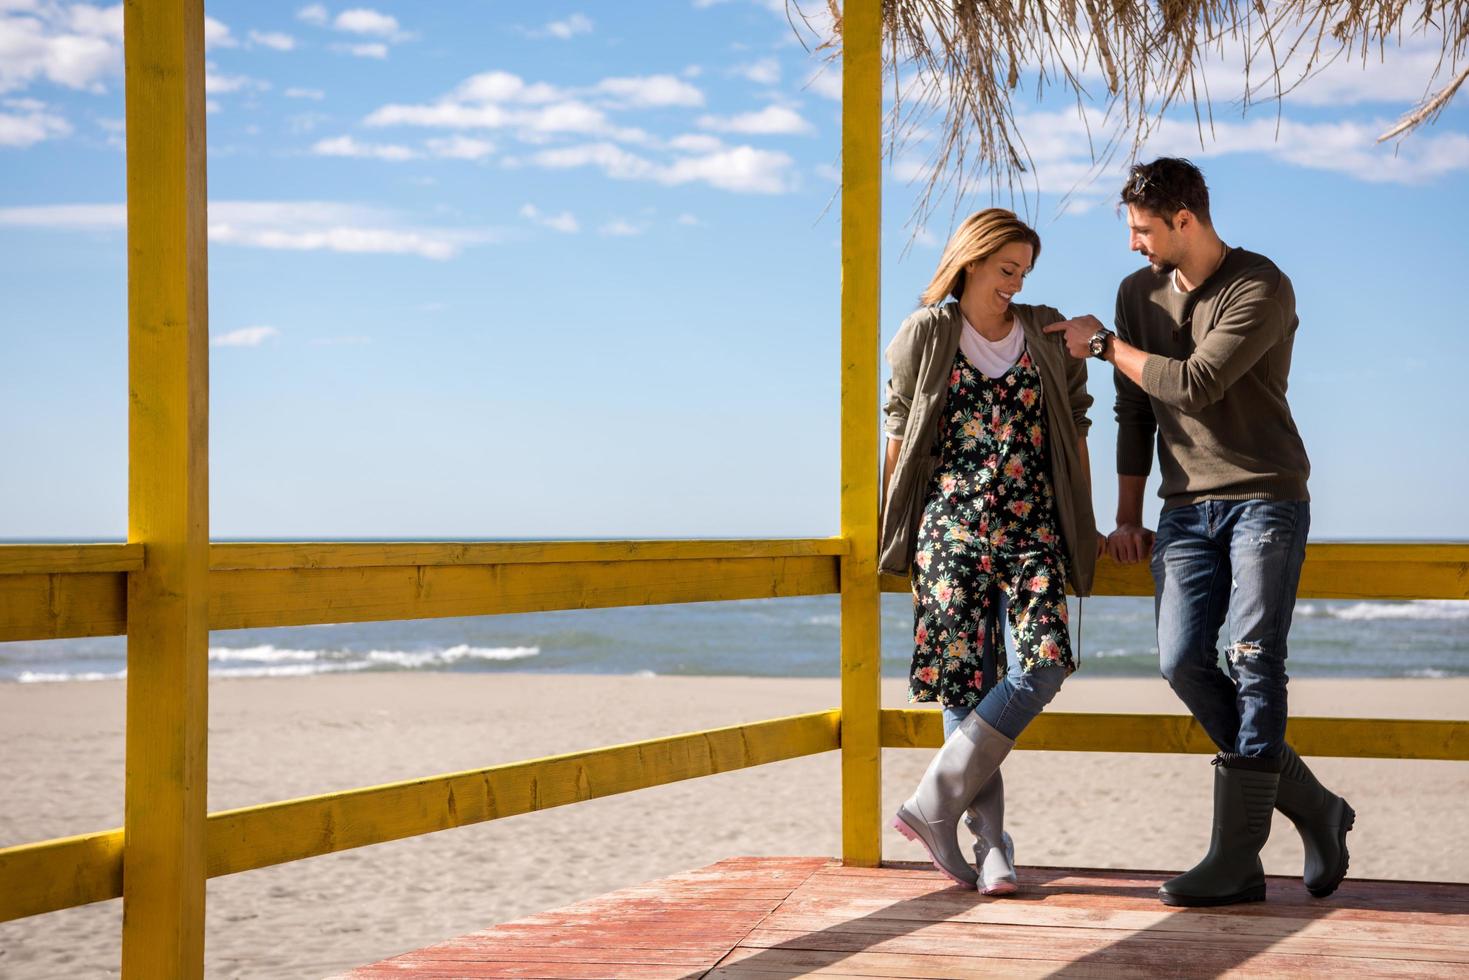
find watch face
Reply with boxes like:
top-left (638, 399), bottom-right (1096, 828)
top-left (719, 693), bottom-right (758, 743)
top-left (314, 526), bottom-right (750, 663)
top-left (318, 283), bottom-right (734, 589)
top-left (1088, 333), bottom-right (1106, 356)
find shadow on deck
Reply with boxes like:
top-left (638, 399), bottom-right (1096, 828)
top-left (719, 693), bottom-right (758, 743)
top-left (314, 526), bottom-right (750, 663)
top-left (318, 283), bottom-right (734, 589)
top-left (335, 857), bottom-right (1469, 978)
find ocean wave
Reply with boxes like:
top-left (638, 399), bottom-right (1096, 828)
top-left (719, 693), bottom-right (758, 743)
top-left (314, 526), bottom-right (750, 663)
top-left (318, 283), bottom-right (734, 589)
top-left (364, 645), bottom-right (540, 668)
top-left (1330, 601), bottom-right (1469, 622)
top-left (805, 615), bottom-right (840, 627)
top-left (18, 670), bottom-right (127, 683)
top-left (1405, 668), bottom-right (1453, 678)
top-left (209, 645), bottom-right (321, 663)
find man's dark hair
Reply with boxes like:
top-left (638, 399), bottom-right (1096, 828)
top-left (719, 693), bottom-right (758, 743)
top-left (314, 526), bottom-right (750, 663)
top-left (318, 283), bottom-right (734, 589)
top-left (1120, 158), bottom-right (1211, 228)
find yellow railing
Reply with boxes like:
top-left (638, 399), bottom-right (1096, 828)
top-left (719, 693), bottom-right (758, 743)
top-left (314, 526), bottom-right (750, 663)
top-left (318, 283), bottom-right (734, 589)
top-left (2, 1), bottom-right (1467, 976)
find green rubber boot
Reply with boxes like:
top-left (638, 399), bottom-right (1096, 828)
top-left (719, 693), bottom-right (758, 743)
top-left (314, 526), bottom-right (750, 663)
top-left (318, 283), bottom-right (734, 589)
top-left (1159, 753), bottom-right (1281, 908)
top-left (1276, 744), bottom-right (1355, 898)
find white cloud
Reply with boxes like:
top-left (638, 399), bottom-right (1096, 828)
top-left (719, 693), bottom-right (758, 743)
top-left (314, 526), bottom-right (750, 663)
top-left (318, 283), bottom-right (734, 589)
top-left (528, 140), bottom-right (795, 193)
top-left (0, 97), bottom-right (69, 146)
top-left (0, 4), bottom-right (121, 94)
top-left (248, 30), bottom-right (296, 52)
top-left (804, 66), bottom-right (842, 100)
top-left (333, 8), bottom-right (399, 37)
top-left (334, 41), bottom-right (386, 58)
top-left (0, 200), bottom-right (499, 260)
top-left (661, 144), bottom-right (795, 192)
top-left (666, 133), bottom-right (724, 153)
top-left (427, 135), bottom-right (494, 159)
top-left (311, 134), bottom-right (418, 160)
top-left (698, 104), bottom-right (813, 135)
top-left (519, 203), bottom-right (579, 233)
top-left (599, 218), bottom-right (644, 236)
top-left (453, 71), bottom-right (561, 105)
top-left (203, 16), bottom-right (235, 50)
top-left (457, 71), bottom-right (556, 104)
top-left (676, 212), bottom-right (700, 226)
top-left (733, 57), bottom-right (780, 85)
top-left (213, 325), bottom-right (279, 348)
top-left (205, 65), bottom-right (268, 95)
top-left (285, 87), bottom-right (325, 100)
top-left (594, 74), bottom-right (704, 108)
top-left (542, 13), bottom-right (592, 40)
top-left (528, 141), bottom-right (658, 180)
top-left (296, 4), bottom-right (329, 26)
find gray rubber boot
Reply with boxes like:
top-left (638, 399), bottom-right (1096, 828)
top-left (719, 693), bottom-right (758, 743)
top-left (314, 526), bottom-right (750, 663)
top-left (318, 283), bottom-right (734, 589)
top-left (1159, 753), bottom-right (1281, 908)
top-left (894, 711), bottom-right (1015, 888)
top-left (966, 772), bottom-right (1018, 895)
top-left (1276, 743), bottom-right (1355, 898)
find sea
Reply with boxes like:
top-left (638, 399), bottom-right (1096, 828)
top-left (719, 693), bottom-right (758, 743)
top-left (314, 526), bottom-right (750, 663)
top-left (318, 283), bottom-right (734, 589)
top-left (4, 594), bottom-right (1467, 684)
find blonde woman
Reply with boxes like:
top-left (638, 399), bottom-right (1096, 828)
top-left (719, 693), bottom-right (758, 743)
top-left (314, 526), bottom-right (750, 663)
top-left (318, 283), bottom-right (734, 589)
top-left (880, 208), bottom-right (1100, 892)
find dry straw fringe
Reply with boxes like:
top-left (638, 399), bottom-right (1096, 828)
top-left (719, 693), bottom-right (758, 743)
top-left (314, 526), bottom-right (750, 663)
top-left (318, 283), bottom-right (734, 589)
top-left (806, 0), bottom-right (1468, 222)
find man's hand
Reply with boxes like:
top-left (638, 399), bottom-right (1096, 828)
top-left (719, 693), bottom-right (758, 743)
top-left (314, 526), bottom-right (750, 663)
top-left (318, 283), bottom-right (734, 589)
top-left (1096, 531), bottom-right (1106, 559)
top-left (1107, 523), bottom-right (1155, 564)
top-left (1042, 314), bottom-right (1107, 360)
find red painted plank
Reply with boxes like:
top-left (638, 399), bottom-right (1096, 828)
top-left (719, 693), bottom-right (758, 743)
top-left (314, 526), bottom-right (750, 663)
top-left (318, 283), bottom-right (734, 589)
top-left (338, 858), bottom-right (1469, 979)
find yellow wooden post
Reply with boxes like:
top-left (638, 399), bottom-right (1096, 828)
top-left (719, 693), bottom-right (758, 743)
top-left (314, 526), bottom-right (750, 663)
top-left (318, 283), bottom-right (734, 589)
top-left (840, 0), bottom-right (883, 867)
top-left (121, 0), bottom-right (211, 975)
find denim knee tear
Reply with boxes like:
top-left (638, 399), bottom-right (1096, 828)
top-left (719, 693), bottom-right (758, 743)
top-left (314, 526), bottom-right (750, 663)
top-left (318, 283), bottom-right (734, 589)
top-left (1228, 641), bottom-right (1264, 663)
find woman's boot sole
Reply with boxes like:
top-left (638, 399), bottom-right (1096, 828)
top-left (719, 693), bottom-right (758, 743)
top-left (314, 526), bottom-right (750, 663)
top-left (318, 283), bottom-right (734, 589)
top-left (892, 815), bottom-right (977, 889)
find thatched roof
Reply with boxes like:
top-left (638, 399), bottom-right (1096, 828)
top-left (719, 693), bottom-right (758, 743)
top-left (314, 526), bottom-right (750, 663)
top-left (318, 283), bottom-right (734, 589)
top-left (810, 0), bottom-right (1467, 217)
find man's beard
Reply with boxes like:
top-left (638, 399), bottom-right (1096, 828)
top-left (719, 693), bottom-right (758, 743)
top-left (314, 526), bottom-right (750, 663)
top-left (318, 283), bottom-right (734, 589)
top-left (1147, 255), bottom-right (1177, 275)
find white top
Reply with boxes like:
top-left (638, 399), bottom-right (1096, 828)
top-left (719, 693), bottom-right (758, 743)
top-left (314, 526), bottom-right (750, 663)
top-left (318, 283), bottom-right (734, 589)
top-left (884, 312), bottom-right (1028, 443)
top-left (959, 314), bottom-right (1026, 379)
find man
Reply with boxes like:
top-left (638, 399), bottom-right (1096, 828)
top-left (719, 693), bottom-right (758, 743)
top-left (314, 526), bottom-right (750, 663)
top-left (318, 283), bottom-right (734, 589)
top-left (1044, 157), bottom-right (1354, 907)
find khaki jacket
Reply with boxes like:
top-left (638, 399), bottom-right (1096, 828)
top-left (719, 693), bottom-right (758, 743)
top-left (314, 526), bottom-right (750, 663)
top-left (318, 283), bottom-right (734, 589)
top-left (878, 301), bottom-right (1098, 594)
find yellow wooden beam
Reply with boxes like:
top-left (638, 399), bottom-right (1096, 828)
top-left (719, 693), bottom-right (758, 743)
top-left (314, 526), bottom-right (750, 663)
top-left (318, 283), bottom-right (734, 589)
top-left (2, 543), bottom-right (1463, 641)
top-left (0, 828), bottom-right (125, 923)
top-left (210, 538), bottom-right (848, 570)
top-left (0, 544), bottom-right (144, 576)
top-left (0, 572), bottom-right (128, 642)
top-left (0, 711), bottom-right (840, 923)
top-left (122, 0), bottom-right (211, 974)
top-left (881, 709), bottom-right (1469, 759)
top-left (208, 555), bottom-right (840, 630)
top-left (839, 0), bottom-right (884, 870)
top-left (882, 544), bottom-right (1469, 600)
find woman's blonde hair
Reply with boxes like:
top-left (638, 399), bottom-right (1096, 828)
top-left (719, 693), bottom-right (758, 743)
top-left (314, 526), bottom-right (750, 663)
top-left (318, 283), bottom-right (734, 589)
top-left (920, 208), bottom-right (1042, 306)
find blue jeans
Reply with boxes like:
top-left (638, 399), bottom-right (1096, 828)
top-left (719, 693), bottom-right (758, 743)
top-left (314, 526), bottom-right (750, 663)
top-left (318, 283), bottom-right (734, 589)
top-left (942, 666), bottom-right (1067, 740)
top-left (1152, 499), bottom-right (1310, 759)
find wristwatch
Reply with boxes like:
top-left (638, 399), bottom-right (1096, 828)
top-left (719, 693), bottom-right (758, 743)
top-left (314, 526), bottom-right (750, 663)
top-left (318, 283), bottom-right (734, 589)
top-left (1087, 327), bottom-right (1114, 360)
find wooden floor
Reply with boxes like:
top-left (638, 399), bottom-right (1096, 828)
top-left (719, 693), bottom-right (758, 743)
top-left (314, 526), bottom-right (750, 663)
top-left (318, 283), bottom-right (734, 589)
top-left (337, 857), bottom-right (1469, 978)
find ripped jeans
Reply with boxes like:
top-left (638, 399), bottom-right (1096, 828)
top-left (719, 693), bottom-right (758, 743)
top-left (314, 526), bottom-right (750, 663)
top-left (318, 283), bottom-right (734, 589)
top-left (1153, 499), bottom-right (1310, 759)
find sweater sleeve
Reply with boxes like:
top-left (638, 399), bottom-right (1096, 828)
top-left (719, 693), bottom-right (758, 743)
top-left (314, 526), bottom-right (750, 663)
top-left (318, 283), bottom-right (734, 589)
top-left (882, 311), bottom-right (925, 439)
top-left (1138, 273), bottom-right (1291, 412)
top-left (1113, 289), bottom-right (1156, 477)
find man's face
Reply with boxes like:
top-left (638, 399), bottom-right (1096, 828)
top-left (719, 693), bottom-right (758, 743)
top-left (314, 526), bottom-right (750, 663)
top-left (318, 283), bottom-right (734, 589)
top-left (1127, 204), bottom-right (1180, 274)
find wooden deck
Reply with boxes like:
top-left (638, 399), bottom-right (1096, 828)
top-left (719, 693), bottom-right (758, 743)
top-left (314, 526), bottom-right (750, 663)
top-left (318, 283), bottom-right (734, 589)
top-left (335, 857), bottom-right (1469, 978)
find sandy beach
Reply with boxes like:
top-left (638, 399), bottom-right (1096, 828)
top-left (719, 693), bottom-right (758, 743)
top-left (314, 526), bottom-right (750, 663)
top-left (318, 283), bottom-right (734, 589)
top-left (1, 673), bottom-right (1466, 979)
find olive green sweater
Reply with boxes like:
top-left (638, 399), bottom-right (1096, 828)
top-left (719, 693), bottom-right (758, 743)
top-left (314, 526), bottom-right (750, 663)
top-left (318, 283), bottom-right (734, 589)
top-left (1114, 246), bottom-right (1311, 510)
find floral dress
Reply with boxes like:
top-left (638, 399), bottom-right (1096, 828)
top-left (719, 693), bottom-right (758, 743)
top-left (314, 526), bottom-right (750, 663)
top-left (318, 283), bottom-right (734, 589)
top-left (909, 346), bottom-right (1075, 708)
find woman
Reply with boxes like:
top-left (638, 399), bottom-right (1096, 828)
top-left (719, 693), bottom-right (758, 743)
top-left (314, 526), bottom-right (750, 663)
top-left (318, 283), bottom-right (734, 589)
top-left (881, 208), bottom-right (1099, 893)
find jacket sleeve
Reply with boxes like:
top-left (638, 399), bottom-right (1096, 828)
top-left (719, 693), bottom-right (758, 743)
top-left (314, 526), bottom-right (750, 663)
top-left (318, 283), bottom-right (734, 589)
top-left (1114, 289), bottom-right (1157, 477)
top-left (1045, 302), bottom-right (1092, 431)
top-left (1138, 271), bottom-right (1293, 412)
top-left (882, 311), bottom-right (926, 439)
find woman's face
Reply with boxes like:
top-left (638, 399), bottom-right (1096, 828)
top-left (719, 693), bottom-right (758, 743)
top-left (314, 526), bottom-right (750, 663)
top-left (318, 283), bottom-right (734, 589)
top-left (963, 240), bottom-right (1034, 319)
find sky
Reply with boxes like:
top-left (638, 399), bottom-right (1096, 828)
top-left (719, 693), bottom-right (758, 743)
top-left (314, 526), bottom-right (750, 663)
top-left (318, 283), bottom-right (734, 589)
top-left (1, 0), bottom-right (1467, 542)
